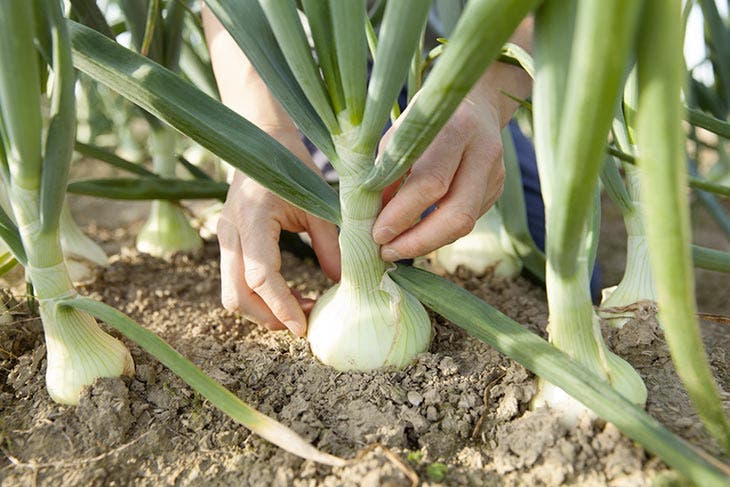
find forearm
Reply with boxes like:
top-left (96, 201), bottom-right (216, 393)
top-left (467, 16), bottom-right (534, 127)
top-left (201, 4), bottom-right (299, 137)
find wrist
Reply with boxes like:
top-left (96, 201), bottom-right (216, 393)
top-left (471, 62), bottom-right (532, 127)
top-left (466, 16), bottom-right (533, 127)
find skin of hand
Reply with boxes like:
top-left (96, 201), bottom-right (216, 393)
top-left (204, 4), bottom-right (532, 334)
top-left (204, 7), bottom-right (340, 337)
top-left (372, 20), bottom-right (534, 262)
top-left (217, 129), bottom-right (340, 337)
top-left (373, 90), bottom-right (507, 262)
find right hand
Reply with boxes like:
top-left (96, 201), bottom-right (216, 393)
top-left (217, 128), bottom-right (341, 336)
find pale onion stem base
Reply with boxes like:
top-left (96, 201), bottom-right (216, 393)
top-left (307, 149), bottom-right (432, 371)
top-left (137, 126), bottom-right (203, 258)
top-left (41, 298), bottom-right (134, 405)
top-left (136, 200), bottom-right (203, 258)
top-left (11, 182), bottom-right (134, 405)
top-left (433, 206), bottom-right (522, 278)
top-left (533, 266), bottom-right (647, 426)
top-left (599, 234), bottom-right (656, 328)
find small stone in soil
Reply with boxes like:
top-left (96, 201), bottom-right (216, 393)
top-left (407, 391), bottom-right (423, 406)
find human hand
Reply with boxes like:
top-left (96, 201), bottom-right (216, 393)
top-left (371, 92), bottom-right (506, 261)
top-left (217, 129), bottom-right (341, 336)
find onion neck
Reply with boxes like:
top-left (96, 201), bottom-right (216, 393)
top-left (10, 185), bottom-right (71, 298)
top-left (151, 125), bottom-right (177, 177)
top-left (335, 139), bottom-right (386, 293)
top-left (546, 262), bottom-right (609, 379)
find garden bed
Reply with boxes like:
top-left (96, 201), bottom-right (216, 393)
top-left (0, 195), bottom-right (728, 486)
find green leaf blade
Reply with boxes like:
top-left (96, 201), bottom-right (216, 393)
top-left (302, 0), bottom-right (345, 113)
top-left (59, 296), bottom-right (345, 467)
top-left (637, 0), bottom-right (730, 452)
top-left (205, 0), bottom-right (336, 160)
top-left (68, 177), bottom-right (228, 201)
top-left (356, 0), bottom-right (431, 154)
top-left (392, 265), bottom-right (730, 487)
top-left (329, 0), bottom-right (368, 126)
top-left (364, 0), bottom-right (538, 191)
top-left (0, 2), bottom-right (43, 188)
top-left (68, 20), bottom-right (340, 224)
top-left (260, 0), bottom-right (339, 133)
top-left (40, 0), bottom-right (78, 234)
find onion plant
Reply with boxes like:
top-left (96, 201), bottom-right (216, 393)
top-left (433, 205), bottom-right (522, 278)
top-left (135, 124), bottom-right (203, 257)
top-left (0, 1), bottom-right (345, 466)
top-left (65, 0), bottom-right (730, 483)
top-left (0, 0), bottom-right (133, 405)
top-left (118, 0), bottom-right (204, 258)
top-left (433, 126), bottom-right (543, 280)
top-left (0, 183), bottom-right (107, 283)
top-left (636, 0), bottom-right (730, 454)
top-left (530, 0), bottom-right (647, 423)
top-left (598, 80), bottom-right (657, 328)
top-left (598, 161), bottom-right (656, 328)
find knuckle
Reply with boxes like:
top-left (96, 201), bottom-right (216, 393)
top-left (244, 263), bottom-right (271, 293)
top-left (416, 170), bottom-right (451, 198)
top-left (450, 209), bottom-right (478, 237)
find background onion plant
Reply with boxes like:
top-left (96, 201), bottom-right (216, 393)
top-left (1, 0), bottom-right (729, 484)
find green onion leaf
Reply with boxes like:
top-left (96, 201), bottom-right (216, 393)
top-left (393, 265), bottom-right (730, 487)
top-left (260, 0), bottom-right (339, 134)
top-left (636, 0), bottom-right (730, 452)
top-left (68, 177), bottom-right (227, 201)
top-left (355, 0), bottom-right (430, 154)
top-left (364, 0), bottom-right (538, 191)
top-left (204, 0), bottom-right (336, 160)
top-left (329, 0), bottom-right (368, 126)
top-left (68, 20), bottom-right (340, 224)
top-left (58, 296), bottom-right (346, 467)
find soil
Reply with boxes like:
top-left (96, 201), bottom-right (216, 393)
top-left (0, 190), bottom-right (728, 486)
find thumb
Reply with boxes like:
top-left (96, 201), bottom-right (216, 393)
top-left (307, 216), bottom-right (341, 282)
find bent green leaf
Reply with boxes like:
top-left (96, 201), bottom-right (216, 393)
top-left (68, 20), bottom-right (340, 224)
top-left (59, 296), bottom-right (345, 467)
top-left (393, 265), bottom-right (730, 487)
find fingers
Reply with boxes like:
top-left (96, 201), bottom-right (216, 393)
top-left (380, 141), bottom-right (504, 261)
top-left (291, 288), bottom-right (316, 316)
top-left (240, 217), bottom-right (308, 337)
top-left (218, 167), bottom-right (343, 337)
top-left (218, 218), bottom-right (287, 332)
top-left (306, 215), bottom-right (341, 282)
top-left (372, 135), bottom-right (464, 246)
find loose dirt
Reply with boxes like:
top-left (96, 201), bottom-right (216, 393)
top-left (0, 194), bottom-right (728, 486)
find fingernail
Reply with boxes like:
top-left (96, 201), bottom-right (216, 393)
top-left (381, 247), bottom-right (401, 262)
top-left (285, 320), bottom-right (306, 337)
top-left (372, 225), bottom-right (396, 244)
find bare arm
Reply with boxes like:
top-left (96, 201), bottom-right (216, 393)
top-left (203, 6), bottom-right (340, 337)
